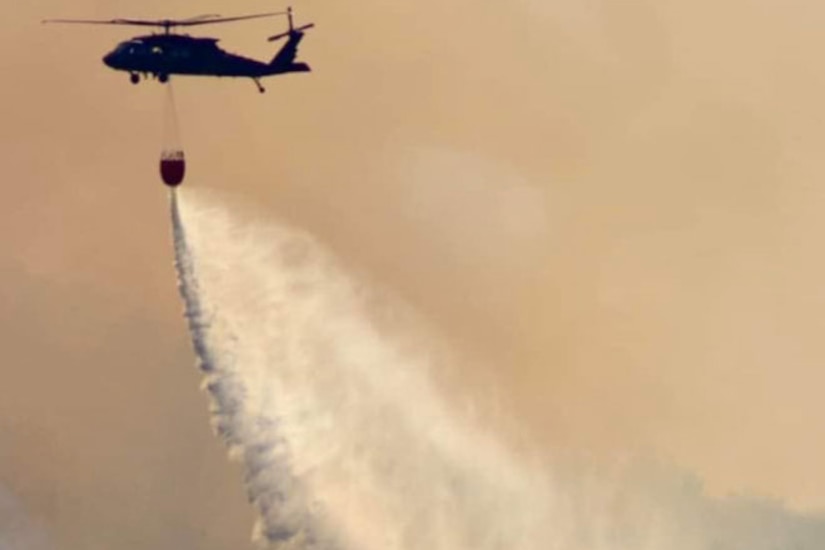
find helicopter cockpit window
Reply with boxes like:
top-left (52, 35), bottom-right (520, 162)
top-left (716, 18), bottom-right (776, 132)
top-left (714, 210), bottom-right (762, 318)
top-left (116, 41), bottom-right (144, 55)
top-left (151, 46), bottom-right (164, 55)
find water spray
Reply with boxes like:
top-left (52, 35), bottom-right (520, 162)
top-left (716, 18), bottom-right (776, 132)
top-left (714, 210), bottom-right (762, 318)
top-left (168, 189), bottom-right (825, 550)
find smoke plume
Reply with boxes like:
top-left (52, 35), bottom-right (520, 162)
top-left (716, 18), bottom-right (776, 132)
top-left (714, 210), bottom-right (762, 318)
top-left (0, 485), bottom-right (52, 550)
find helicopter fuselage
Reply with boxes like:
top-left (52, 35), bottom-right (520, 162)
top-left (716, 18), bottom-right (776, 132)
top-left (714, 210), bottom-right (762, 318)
top-left (102, 33), bottom-right (309, 90)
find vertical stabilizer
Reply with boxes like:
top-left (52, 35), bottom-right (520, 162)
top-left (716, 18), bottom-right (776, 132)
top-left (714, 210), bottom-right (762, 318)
top-left (267, 7), bottom-right (314, 70)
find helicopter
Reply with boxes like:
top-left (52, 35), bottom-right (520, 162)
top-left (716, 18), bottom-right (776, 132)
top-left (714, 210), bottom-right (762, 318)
top-left (43, 7), bottom-right (314, 93)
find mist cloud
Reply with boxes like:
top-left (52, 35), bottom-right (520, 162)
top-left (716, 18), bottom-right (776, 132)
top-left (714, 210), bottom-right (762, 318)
top-left (171, 189), bottom-right (825, 550)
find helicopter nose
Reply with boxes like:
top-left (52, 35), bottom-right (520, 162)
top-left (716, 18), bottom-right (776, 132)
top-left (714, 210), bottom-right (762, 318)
top-left (102, 52), bottom-right (116, 68)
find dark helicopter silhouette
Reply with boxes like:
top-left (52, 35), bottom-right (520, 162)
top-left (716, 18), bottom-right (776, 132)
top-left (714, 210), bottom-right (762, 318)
top-left (44, 7), bottom-right (314, 93)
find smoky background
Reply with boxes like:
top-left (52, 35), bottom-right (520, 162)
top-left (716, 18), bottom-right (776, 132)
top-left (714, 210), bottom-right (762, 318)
top-left (1, 0), bottom-right (825, 548)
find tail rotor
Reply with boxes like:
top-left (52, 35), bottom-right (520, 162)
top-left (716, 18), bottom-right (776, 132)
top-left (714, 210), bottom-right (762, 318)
top-left (267, 6), bottom-right (314, 42)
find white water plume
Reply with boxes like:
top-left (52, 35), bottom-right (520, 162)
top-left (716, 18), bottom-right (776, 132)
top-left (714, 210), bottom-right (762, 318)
top-left (169, 188), bottom-right (825, 550)
top-left (170, 188), bottom-right (552, 549)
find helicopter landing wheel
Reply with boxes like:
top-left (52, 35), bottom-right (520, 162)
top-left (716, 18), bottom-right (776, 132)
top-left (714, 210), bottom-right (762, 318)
top-left (130, 72), bottom-right (140, 85)
top-left (158, 73), bottom-right (169, 84)
top-left (252, 78), bottom-right (266, 93)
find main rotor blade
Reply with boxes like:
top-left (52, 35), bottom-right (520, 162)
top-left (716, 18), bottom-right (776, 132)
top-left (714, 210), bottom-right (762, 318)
top-left (42, 18), bottom-right (163, 26)
top-left (179, 14), bottom-right (222, 23)
top-left (43, 12), bottom-right (287, 28)
top-left (172, 12), bottom-right (287, 27)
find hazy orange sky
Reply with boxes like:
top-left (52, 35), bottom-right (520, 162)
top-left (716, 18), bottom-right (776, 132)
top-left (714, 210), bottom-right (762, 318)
top-left (3, 0), bottom-right (825, 548)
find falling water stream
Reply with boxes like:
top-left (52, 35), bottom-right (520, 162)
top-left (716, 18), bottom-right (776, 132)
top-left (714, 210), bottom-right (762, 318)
top-left (168, 188), bottom-right (825, 550)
